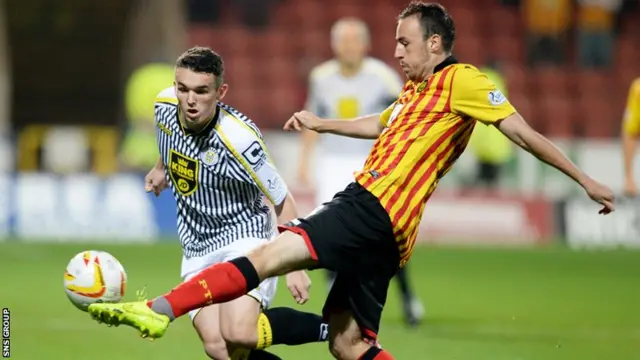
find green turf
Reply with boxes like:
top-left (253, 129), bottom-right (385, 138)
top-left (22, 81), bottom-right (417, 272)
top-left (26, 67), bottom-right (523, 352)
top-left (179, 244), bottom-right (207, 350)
top-left (1, 241), bottom-right (639, 360)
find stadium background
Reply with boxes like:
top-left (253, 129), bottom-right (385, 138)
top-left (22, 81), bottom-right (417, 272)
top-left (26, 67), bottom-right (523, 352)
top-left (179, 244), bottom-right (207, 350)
top-left (0, 0), bottom-right (639, 359)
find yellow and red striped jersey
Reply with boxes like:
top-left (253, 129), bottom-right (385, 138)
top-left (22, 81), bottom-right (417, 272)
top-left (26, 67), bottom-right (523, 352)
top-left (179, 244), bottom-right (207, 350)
top-left (622, 78), bottom-right (640, 136)
top-left (355, 58), bottom-right (516, 265)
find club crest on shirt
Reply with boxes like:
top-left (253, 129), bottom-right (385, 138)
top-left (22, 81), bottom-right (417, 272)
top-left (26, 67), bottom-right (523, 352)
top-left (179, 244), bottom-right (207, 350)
top-left (169, 149), bottom-right (199, 196)
top-left (200, 148), bottom-right (219, 167)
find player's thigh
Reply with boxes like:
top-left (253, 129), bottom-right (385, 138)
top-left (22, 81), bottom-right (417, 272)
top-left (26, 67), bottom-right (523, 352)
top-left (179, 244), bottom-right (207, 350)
top-left (218, 237), bottom-right (279, 347)
top-left (218, 294), bottom-right (263, 348)
top-left (279, 182), bottom-right (396, 273)
top-left (193, 304), bottom-right (228, 360)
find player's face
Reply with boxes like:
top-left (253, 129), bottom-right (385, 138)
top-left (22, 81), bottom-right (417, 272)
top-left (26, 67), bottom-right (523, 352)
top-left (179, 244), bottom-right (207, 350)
top-left (174, 67), bottom-right (228, 127)
top-left (395, 16), bottom-right (433, 82)
top-left (332, 24), bottom-right (368, 66)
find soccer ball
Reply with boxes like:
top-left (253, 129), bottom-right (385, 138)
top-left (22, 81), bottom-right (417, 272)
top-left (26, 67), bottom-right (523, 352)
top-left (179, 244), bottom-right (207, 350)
top-left (63, 250), bottom-right (127, 311)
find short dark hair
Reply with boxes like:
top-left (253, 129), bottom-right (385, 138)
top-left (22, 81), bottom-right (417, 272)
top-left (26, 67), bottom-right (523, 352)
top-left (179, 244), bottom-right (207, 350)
top-left (398, 1), bottom-right (456, 52)
top-left (176, 46), bottom-right (225, 87)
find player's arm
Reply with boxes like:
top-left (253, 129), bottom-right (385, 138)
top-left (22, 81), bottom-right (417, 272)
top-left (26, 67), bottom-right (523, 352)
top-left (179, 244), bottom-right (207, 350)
top-left (496, 113), bottom-right (591, 185)
top-left (621, 79), bottom-right (640, 196)
top-left (314, 113), bottom-right (385, 139)
top-left (452, 67), bottom-right (614, 213)
top-left (239, 134), bottom-right (298, 222)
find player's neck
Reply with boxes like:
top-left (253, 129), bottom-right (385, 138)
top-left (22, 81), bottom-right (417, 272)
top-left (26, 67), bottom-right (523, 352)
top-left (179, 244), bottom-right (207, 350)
top-left (339, 61), bottom-right (363, 77)
top-left (421, 53), bottom-right (450, 80)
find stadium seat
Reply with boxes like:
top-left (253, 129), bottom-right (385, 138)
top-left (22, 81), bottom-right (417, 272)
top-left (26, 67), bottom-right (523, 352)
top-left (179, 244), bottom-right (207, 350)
top-left (539, 95), bottom-right (574, 138)
top-left (453, 35), bottom-right (483, 66)
top-left (489, 35), bottom-right (524, 65)
top-left (578, 94), bottom-right (617, 138)
top-left (577, 70), bottom-right (610, 98)
top-left (508, 92), bottom-right (533, 125)
top-left (502, 64), bottom-right (529, 96)
top-left (531, 67), bottom-right (570, 98)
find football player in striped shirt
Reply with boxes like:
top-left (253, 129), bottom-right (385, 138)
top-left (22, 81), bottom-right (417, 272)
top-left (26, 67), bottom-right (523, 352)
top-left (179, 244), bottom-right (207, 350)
top-left (298, 17), bottom-right (424, 327)
top-left (88, 2), bottom-right (615, 359)
top-left (622, 77), bottom-right (640, 197)
top-left (115, 47), bottom-right (327, 360)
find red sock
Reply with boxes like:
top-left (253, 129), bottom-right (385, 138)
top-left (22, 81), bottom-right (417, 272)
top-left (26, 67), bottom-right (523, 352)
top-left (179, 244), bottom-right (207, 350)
top-left (146, 257), bottom-right (260, 318)
top-left (358, 347), bottom-right (394, 360)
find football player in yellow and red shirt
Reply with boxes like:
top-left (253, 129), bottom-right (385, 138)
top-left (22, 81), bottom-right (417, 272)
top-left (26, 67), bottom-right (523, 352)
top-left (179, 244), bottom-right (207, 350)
top-left (87, 2), bottom-right (615, 359)
top-left (622, 78), bottom-right (640, 197)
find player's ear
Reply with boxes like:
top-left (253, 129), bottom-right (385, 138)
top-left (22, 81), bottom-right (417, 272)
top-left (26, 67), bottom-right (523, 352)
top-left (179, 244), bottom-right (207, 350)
top-left (217, 83), bottom-right (229, 100)
top-left (428, 34), bottom-right (441, 53)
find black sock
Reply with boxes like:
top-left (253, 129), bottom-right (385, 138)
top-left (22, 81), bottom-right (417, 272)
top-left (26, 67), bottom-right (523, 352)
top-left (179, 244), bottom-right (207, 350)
top-left (395, 266), bottom-right (413, 301)
top-left (247, 350), bottom-right (283, 360)
top-left (257, 307), bottom-right (328, 349)
top-left (359, 346), bottom-right (383, 360)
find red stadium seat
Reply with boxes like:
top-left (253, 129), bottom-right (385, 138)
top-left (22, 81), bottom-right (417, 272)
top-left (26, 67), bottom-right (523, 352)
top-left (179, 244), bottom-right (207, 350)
top-left (577, 70), bottom-right (610, 98)
top-left (578, 94), bottom-right (617, 138)
top-left (502, 64), bottom-right (529, 96)
top-left (453, 35), bottom-right (483, 66)
top-left (485, 6), bottom-right (521, 38)
top-left (531, 67), bottom-right (570, 98)
top-left (508, 92), bottom-right (534, 125)
top-left (447, 7), bottom-right (478, 37)
top-left (539, 95), bottom-right (574, 138)
top-left (489, 35), bottom-right (524, 65)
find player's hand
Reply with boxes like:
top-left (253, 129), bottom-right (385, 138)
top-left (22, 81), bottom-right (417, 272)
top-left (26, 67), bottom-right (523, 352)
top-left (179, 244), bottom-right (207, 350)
top-left (582, 178), bottom-right (615, 214)
top-left (284, 111), bottom-right (321, 132)
top-left (624, 177), bottom-right (637, 198)
top-left (144, 166), bottom-right (168, 197)
top-left (285, 270), bottom-right (311, 305)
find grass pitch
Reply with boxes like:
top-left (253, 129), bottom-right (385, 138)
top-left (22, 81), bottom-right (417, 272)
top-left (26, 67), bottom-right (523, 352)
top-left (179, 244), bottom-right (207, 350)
top-left (1, 241), bottom-right (639, 360)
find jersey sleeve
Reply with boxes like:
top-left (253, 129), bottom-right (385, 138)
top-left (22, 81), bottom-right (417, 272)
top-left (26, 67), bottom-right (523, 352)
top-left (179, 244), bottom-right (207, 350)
top-left (451, 67), bottom-right (516, 125)
top-left (623, 79), bottom-right (640, 136)
top-left (237, 133), bottom-right (289, 206)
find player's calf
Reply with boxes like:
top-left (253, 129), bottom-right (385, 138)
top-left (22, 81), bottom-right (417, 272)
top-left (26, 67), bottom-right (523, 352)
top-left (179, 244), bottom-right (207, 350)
top-left (149, 232), bottom-right (316, 320)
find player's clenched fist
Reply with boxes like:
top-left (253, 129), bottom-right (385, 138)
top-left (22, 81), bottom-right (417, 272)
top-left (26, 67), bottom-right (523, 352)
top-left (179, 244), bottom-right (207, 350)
top-left (145, 162), bottom-right (168, 197)
top-left (284, 111), bottom-right (321, 132)
top-left (582, 178), bottom-right (616, 215)
top-left (285, 270), bottom-right (312, 305)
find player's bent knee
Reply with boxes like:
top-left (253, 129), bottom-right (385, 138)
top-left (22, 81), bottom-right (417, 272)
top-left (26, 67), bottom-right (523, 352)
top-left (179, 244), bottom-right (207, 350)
top-left (247, 231), bottom-right (318, 278)
top-left (329, 334), bottom-right (360, 360)
top-left (203, 339), bottom-right (228, 360)
top-left (220, 322), bottom-right (257, 348)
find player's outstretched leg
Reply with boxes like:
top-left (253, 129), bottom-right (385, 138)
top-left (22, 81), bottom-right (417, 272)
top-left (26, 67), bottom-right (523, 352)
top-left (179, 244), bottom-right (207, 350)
top-left (87, 231), bottom-right (316, 339)
top-left (395, 266), bottom-right (425, 326)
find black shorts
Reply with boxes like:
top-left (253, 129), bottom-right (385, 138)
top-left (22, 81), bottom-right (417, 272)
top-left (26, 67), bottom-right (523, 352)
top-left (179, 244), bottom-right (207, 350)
top-left (278, 182), bottom-right (399, 342)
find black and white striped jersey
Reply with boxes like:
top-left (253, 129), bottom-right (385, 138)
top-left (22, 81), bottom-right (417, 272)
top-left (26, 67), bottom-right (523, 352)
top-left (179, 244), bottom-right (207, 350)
top-left (154, 87), bottom-right (288, 258)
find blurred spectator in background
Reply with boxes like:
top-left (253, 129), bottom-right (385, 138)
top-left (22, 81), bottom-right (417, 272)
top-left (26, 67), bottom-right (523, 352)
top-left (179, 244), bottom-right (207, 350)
top-left (120, 62), bottom-right (174, 171)
top-left (577, 0), bottom-right (623, 69)
top-left (523, 0), bottom-right (572, 67)
top-left (187, 0), bottom-right (276, 29)
top-left (468, 60), bottom-right (514, 191)
top-left (297, 17), bottom-right (425, 327)
top-left (622, 77), bottom-right (640, 197)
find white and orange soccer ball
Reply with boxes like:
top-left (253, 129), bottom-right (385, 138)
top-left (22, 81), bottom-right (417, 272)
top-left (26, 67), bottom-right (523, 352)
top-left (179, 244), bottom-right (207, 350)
top-left (63, 250), bottom-right (127, 311)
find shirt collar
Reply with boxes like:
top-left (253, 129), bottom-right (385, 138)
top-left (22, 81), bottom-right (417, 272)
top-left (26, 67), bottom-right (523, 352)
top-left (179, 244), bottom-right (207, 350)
top-left (433, 55), bottom-right (458, 74)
